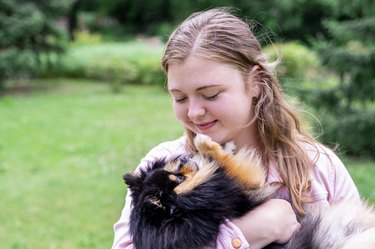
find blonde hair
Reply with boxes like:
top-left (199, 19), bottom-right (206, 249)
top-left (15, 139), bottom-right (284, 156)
top-left (161, 8), bottom-right (317, 214)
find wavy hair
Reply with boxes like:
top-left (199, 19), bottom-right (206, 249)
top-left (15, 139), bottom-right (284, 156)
top-left (161, 8), bottom-right (318, 214)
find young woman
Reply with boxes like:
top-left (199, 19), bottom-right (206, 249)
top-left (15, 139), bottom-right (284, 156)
top-left (112, 8), bottom-right (360, 249)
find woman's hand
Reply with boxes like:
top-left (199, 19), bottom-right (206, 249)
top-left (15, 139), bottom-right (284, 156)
top-left (231, 199), bottom-right (299, 249)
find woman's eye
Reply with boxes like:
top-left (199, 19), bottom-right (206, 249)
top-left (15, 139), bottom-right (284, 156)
top-left (174, 97), bottom-right (187, 103)
top-left (203, 92), bottom-right (220, 100)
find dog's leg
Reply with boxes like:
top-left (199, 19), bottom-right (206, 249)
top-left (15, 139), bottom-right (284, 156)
top-left (194, 134), bottom-right (266, 189)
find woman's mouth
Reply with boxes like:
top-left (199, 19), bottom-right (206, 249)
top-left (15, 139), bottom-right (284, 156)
top-left (195, 121), bottom-right (217, 131)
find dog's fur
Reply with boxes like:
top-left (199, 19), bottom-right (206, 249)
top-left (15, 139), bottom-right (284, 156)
top-left (124, 134), bottom-right (375, 249)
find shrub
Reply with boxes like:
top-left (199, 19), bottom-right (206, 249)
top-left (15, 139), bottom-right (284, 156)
top-left (263, 42), bottom-right (374, 158)
top-left (73, 30), bottom-right (103, 45)
top-left (263, 42), bottom-right (322, 95)
top-left (318, 110), bottom-right (375, 158)
top-left (39, 41), bottom-right (166, 87)
top-left (265, 42), bottom-right (320, 79)
top-left (0, 0), bottom-right (72, 88)
top-left (0, 48), bottom-right (38, 86)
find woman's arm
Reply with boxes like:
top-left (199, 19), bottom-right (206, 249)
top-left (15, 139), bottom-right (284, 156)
top-left (112, 191), bottom-right (135, 249)
top-left (230, 199), bottom-right (299, 249)
top-left (308, 145), bottom-right (361, 204)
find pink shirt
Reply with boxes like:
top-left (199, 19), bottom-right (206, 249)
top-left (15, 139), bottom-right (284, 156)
top-left (112, 136), bottom-right (360, 249)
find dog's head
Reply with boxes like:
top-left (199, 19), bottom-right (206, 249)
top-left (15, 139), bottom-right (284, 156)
top-left (123, 156), bottom-right (199, 216)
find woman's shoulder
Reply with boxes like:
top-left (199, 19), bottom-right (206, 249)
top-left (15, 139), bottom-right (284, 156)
top-left (148, 135), bottom-right (188, 155)
top-left (301, 141), bottom-right (342, 169)
top-left (301, 141), bottom-right (359, 203)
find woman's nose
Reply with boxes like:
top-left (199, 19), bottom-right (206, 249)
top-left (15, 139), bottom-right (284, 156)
top-left (188, 100), bottom-right (206, 120)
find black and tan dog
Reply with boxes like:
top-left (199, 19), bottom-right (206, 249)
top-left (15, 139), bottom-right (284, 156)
top-left (124, 134), bottom-right (375, 249)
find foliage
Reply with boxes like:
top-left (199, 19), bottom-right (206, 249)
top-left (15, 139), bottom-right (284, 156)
top-left (317, 4), bottom-right (375, 107)
top-left (73, 30), bottom-right (103, 44)
top-left (40, 41), bottom-right (166, 88)
top-left (310, 1), bottom-right (375, 158)
top-left (75, 0), bottom-right (338, 41)
top-left (108, 0), bottom-right (171, 34)
top-left (0, 0), bottom-right (74, 89)
top-left (0, 48), bottom-right (38, 84)
top-left (318, 110), bottom-right (375, 157)
top-left (263, 42), bottom-right (322, 96)
top-left (0, 80), bottom-right (373, 248)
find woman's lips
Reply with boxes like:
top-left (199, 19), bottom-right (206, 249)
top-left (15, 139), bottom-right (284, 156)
top-left (195, 121), bottom-right (217, 131)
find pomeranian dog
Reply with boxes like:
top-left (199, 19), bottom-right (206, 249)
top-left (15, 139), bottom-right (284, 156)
top-left (123, 134), bottom-right (375, 249)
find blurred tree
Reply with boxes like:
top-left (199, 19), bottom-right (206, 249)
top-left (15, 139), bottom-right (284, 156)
top-left (311, 0), bottom-right (375, 157)
top-left (84, 0), bottom-right (336, 41)
top-left (68, 0), bottom-right (81, 41)
top-left (66, 0), bottom-right (103, 38)
top-left (106, 0), bottom-right (171, 34)
top-left (0, 0), bottom-right (74, 89)
top-left (313, 0), bottom-right (374, 112)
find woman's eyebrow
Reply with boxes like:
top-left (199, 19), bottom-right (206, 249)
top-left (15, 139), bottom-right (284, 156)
top-left (168, 89), bottom-right (185, 95)
top-left (169, 84), bottom-right (221, 92)
top-left (196, 84), bottom-right (222, 91)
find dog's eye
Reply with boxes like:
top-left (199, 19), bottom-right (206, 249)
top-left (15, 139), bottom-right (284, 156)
top-left (176, 175), bottom-right (185, 184)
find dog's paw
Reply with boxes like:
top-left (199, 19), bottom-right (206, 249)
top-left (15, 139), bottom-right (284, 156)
top-left (194, 134), bottom-right (221, 155)
top-left (194, 133), bottom-right (212, 145)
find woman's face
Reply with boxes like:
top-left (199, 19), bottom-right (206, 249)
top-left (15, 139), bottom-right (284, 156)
top-left (167, 55), bottom-right (260, 148)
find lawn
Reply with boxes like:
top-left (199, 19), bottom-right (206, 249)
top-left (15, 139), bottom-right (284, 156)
top-left (0, 79), bottom-right (182, 249)
top-left (0, 79), bottom-right (374, 249)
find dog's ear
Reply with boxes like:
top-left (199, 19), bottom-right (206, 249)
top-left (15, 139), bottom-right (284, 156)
top-left (123, 172), bottom-right (144, 196)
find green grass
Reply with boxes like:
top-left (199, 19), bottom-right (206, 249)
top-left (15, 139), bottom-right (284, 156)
top-left (345, 158), bottom-right (375, 202)
top-left (0, 79), bottom-right (374, 248)
top-left (0, 79), bottom-right (182, 249)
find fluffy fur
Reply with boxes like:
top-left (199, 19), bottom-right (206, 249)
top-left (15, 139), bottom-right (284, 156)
top-left (124, 134), bottom-right (375, 249)
top-left (278, 201), bottom-right (375, 249)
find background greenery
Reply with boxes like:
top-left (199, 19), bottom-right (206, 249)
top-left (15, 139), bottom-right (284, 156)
top-left (0, 0), bottom-right (374, 248)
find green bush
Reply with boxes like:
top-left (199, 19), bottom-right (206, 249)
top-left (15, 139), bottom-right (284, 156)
top-left (0, 0), bottom-right (72, 88)
top-left (318, 110), bottom-right (375, 158)
top-left (0, 48), bottom-right (38, 85)
top-left (263, 42), bottom-right (374, 159)
top-left (265, 42), bottom-right (320, 79)
top-left (40, 41), bottom-right (165, 87)
top-left (263, 42), bottom-right (322, 95)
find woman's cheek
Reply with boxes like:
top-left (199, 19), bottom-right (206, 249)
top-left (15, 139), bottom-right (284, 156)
top-left (173, 104), bottom-right (188, 123)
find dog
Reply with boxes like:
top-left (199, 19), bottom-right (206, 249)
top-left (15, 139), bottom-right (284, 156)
top-left (124, 134), bottom-right (375, 249)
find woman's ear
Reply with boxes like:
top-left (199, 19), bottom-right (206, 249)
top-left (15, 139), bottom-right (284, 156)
top-left (248, 65), bottom-right (261, 98)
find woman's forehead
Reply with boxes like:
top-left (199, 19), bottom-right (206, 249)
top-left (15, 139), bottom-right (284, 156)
top-left (168, 56), bottom-right (242, 83)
